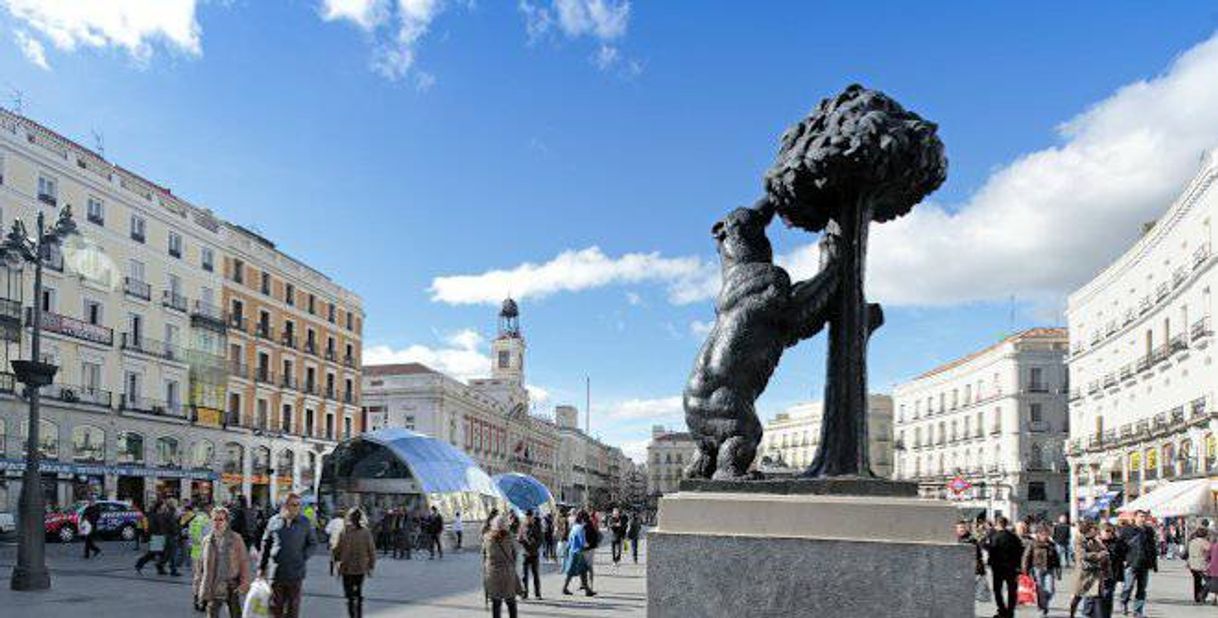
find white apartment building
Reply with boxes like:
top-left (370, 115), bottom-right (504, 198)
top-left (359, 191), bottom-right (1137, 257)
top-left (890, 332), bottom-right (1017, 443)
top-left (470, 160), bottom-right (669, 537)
top-left (646, 425), bottom-right (697, 496)
top-left (0, 108), bottom-right (360, 512)
top-left (552, 404), bottom-right (631, 506)
top-left (759, 394), bottom-right (894, 478)
top-left (1066, 153), bottom-right (1218, 520)
top-left (361, 299), bottom-right (559, 492)
top-left (893, 328), bottom-right (1070, 520)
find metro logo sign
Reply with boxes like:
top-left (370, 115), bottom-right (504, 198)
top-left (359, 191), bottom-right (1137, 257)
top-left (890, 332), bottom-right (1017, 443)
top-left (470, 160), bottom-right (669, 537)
top-left (947, 476), bottom-right (972, 495)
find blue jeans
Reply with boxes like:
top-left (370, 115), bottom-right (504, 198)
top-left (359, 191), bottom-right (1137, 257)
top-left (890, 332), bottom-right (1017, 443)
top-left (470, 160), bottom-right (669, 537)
top-left (1055, 541), bottom-right (1073, 566)
top-left (1032, 567), bottom-right (1056, 612)
top-left (1119, 566), bottom-right (1149, 614)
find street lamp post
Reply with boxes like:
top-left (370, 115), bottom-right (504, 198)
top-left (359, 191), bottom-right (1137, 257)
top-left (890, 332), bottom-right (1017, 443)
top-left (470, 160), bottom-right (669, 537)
top-left (8, 206), bottom-right (79, 591)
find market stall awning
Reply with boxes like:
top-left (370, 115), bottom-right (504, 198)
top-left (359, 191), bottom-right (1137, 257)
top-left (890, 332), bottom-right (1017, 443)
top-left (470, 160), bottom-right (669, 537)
top-left (1119, 478), bottom-right (1218, 518)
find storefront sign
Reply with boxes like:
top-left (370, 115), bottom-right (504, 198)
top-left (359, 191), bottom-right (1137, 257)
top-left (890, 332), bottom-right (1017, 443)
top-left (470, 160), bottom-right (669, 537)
top-left (195, 407), bottom-right (224, 428)
top-left (0, 458), bottom-right (217, 480)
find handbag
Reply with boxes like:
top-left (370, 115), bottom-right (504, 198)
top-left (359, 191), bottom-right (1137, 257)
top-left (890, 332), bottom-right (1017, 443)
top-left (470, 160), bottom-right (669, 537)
top-left (78, 519), bottom-right (93, 537)
top-left (149, 534), bottom-right (166, 553)
top-left (1017, 573), bottom-right (1038, 606)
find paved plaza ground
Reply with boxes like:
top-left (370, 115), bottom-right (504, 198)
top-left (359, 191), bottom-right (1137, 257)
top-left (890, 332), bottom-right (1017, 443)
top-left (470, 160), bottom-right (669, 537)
top-left (0, 535), bottom-right (1213, 616)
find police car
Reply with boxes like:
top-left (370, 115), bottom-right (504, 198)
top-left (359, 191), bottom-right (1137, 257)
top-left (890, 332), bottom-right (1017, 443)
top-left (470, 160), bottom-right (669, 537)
top-left (45, 500), bottom-right (146, 543)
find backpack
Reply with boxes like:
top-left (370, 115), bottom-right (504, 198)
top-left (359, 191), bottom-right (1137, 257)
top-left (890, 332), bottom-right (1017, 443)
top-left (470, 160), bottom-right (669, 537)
top-left (585, 523), bottom-right (601, 549)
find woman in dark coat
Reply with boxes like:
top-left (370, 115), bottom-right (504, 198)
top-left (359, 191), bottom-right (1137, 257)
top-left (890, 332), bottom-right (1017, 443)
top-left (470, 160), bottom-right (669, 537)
top-left (482, 515), bottom-right (519, 618)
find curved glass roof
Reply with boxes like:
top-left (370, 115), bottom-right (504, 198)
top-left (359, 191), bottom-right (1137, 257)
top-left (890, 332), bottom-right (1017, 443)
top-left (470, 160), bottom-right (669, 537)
top-left (361, 428), bottom-right (502, 498)
top-left (493, 472), bottom-right (555, 514)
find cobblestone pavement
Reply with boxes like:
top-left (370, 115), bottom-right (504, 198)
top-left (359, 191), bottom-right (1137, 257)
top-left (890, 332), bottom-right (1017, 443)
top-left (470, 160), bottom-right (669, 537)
top-left (0, 536), bottom-right (1212, 616)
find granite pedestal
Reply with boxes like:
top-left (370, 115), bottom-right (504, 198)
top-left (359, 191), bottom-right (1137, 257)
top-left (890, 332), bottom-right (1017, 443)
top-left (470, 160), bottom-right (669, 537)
top-left (647, 482), bottom-right (973, 617)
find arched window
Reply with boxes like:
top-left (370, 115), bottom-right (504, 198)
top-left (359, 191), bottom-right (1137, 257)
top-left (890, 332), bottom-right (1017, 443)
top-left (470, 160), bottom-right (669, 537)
top-left (22, 419), bottom-right (59, 459)
top-left (117, 432), bottom-right (144, 464)
top-left (156, 436), bottom-right (181, 468)
top-left (192, 440), bottom-right (215, 468)
top-left (301, 451), bottom-right (317, 490)
top-left (1180, 440), bottom-right (1195, 475)
top-left (223, 442), bottom-right (244, 474)
top-left (72, 425), bottom-right (105, 463)
top-left (1162, 443), bottom-right (1175, 477)
top-left (252, 446), bottom-right (271, 474)
top-left (277, 449), bottom-right (295, 478)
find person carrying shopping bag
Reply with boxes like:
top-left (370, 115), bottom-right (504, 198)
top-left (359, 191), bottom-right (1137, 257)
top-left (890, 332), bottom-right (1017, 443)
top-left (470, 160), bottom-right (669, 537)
top-left (483, 515), bottom-right (520, 618)
top-left (1022, 523), bottom-right (1062, 617)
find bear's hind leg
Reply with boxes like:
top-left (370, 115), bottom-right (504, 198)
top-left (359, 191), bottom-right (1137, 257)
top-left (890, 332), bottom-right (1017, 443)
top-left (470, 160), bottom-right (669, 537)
top-left (711, 435), bottom-right (757, 480)
top-left (684, 440), bottom-right (718, 479)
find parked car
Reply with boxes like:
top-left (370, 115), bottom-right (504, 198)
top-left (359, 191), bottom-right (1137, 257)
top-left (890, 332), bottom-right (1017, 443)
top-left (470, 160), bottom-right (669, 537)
top-left (0, 512), bottom-right (15, 534)
top-left (45, 500), bottom-right (146, 543)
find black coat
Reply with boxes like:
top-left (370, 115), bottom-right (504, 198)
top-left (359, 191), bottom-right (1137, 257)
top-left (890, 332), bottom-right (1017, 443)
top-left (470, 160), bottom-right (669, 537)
top-left (984, 529), bottom-right (1025, 575)
top-left (1102, 535), bottom-right (1129, 580)
top-left (1121, 525), bottom-right (1158, 571)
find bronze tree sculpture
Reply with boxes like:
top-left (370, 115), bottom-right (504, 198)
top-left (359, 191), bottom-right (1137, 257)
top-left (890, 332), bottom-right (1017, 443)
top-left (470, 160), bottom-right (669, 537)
top-left (683, 84), bottom-right (946, 481)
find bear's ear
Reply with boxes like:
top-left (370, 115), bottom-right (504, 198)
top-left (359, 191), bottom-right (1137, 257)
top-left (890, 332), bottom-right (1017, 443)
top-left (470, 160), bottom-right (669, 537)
top-left (711, 220), bottom-right (726, 239)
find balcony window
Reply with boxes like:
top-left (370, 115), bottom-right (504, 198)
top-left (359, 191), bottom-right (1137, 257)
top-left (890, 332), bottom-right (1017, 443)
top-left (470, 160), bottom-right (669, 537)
top-left (168, 231), bottom-right (182, 258)
top-left (86, 197), bottom-right (104, 225)
top-left (37, 175), bottom-right (57, 206)
top-left (232, 259), bottom-right (244, 284)
top-left (130, 214), bottom-right (146, 243)
top-left (201, 247), bottom-right (214, 272)
top-left (285, 283), bottom-right (295, 306)
top-left (261, 272), bottom-right (271, 295)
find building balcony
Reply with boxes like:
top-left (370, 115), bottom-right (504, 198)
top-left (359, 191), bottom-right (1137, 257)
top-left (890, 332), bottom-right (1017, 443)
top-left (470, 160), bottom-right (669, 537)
top-left (1102, 374), bottom-right (1116, 388)
top-left (1156, 282), bottom-right (1170, 301)
top-left (190, 300), bottom-right (226, 332)
top-left (1192, 316), bottom-right (1212, 342)
top-left (121, 394), bottom-right (184, 418)
top-left (343, 354), bottom-right (357, 368)
top-left (1170, 406), bottom-right (1187, 427)
top-left (1119, 365), bottom-right (1134, 381)
top-left (1136, 356), bottom-right (1152, 373)
top-left (324, 348), bottom-right (337, 362)
top-left (37, 192), bottom-right (57, 206)
top-left (989, 426), bottom-right (1001, 436)
top-left (28, 309), bottom-right (114, 346)
top-left (1086, 434), bottom-right (1104, 451)
top-left (304, 340), bottom-right (317, 355)
top-left (44, 384), bottom-right (112, 408)
top-left (1026, 383), bottom-right (1050, 394)
top-left (1087, 381), bottom-right (1100, 395)
top-left (121, 333), bottom-right (185, 362)
top-left (1027, 420), bottom-right (1050, 433)
top-left (1139, 296), bottom-right (1152, 315)
top-left (229, 313), bottom-right (248, 333)
top-left (324, 385), bottom-right (336, 400)
top-left (280, 374), bottom-right (298, 390)
top-left (229, 360), bottom-right (249, 380)
top-left (1068, 388), bottom-right (1082, 402)
top-left (254, 368), bottom-right (275, 385)
top-left (1191, 397), bottom-right (1209, 420)
top-left (162, 290), bottom-right (187, 312)
top-left (1195, 243), bottom-right (1211, 269)
top-left (0, 298), bottom-right (19, 324)
top-left (281, 332), bottom-right (296, 348)
top-left (255, 322), bottom-right (272, 340)
top-left (123, 277), bottom-right (151, 300)
top-left (343, 392), bottom-right (354, 404)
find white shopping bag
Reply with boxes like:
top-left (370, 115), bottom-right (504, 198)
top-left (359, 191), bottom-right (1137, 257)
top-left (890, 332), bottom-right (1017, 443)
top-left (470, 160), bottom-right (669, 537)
top-left (243, 578), bottom-right (272, 618)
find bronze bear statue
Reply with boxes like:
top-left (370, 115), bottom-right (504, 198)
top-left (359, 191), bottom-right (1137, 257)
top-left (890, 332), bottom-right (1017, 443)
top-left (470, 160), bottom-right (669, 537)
top-left (683, 197), bottom-right (851, 480)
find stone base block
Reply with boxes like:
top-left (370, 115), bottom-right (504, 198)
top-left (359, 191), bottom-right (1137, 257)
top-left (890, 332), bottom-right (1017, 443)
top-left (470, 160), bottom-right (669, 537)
top-left (647, 492), bottom-right (973, 618)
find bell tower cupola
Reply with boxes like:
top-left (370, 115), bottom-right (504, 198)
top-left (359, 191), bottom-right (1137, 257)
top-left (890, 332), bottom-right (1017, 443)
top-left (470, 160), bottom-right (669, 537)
top-left (492, 297), bottom-right (525, 384)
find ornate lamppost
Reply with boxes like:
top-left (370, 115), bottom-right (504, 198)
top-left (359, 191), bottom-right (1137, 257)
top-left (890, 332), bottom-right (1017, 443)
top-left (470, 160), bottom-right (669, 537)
top-left (7, 206), bottom-right (78, 591)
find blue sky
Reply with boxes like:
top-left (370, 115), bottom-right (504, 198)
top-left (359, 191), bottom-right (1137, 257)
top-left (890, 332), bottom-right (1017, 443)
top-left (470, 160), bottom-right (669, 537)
top-left (5, 2), bottom-right (1218, 461)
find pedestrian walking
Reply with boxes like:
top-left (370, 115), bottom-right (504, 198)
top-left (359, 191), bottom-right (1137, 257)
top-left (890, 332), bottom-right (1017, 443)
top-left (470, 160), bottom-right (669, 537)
top-left (158, 498), bottom-right (184, 577)
top-left (1187, 526), bottom-right (1211, 603)
top-left (326, 508), bottom-right (346, 575)
top-left (426, 506), bottom-right (444, 560)
top-left (956, 521), bottom-right (986, 603)
top-left (609, 508), bottom-right (627, 566)
top-left (627, 511), bottom-right (642, 564)
top-left (393, 509), bottom-right (413, 560)
top-left (583, 511), bottom-right (601, 592)
top-left (541, 512), bottom-right (554, 562)
top-left (983, 516), bottom-right (1023, 618)
top-left (258, 493), bottom-right (316, 618)
top-left (453, 511), bottom-right (464, 551)
top-left (135, 499), bottom-right (165, 574)
top-left (1072, 521), bottom-right (1108, 618)
top-left (483, 514), bottom-right (520, 618)
top-left (333, 508), bottom-right (376, 618)
top-left (518, 510), bottom-right (542, 599)
top-left (1205, 533), bottom-right (1218, 604)
top-left (198, 507), bottom-right (251, 618)
top-left (81, 498), bottom-right (102, 559)
top-left (1119, 510), bottom-right (1158, 617)
top-left (132, 497), bottom-right (145, 552)
top-left (190, 503), bottom-right (215, 612)
top-left (561, 511), bottom-right (595, 596)
top-left (1053, 514), bottom-right (1074, 567)
top-left (1022, 523), bottom-right (1061, 617)
top-left (555, 508), bottom-right (570, 568)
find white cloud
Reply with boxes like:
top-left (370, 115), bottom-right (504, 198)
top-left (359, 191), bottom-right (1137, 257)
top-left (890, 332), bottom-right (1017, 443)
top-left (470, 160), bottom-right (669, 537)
top-left (593, 43), bottom-right (618, 69)
top-left (362, 328), bottom-right (490, 381)
top-left (689, 319), bottom-right (713, 338)
top-left (842, 32), bottom-right (1218, 306)
top-left (604, 395), bottom-right (682, 421)
top-left (526, 384), bottom-right (551, 407)
top-left (2, 0), bottom-right (202, 64)
top-left (618, 438), bottom-right (649, 463)
top-left (429, 246), bottom-right (713, 305)
top-left (14, 29), bottom-right (48, 70)
top-left (551, 0), bottom-right (629, 39)
top-left (624, 291), bottom-right (642, 306)
top-left (320, 0), bottom-right (389, 30)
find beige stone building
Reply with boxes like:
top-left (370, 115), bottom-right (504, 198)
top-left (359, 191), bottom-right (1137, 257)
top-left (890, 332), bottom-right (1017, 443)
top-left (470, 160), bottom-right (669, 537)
top-left (646, 425), bottom-right (697, 496)
top-left (759, 395), bottom-right (894, 477)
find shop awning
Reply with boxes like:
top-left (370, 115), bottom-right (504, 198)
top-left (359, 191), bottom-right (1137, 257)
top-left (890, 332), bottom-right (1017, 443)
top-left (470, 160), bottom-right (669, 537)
top-left (1119, 478), bottom-right (1218, 518)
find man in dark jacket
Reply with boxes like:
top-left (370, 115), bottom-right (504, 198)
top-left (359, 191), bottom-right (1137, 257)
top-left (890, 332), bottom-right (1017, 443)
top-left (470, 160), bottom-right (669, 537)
top-left (426, 506), bottom-right (444, 559)
top-left (81, 499), bottom-right (102, 559)
top-left (983, 516), bottom-right (1024, 618)
top-left (519, 510), bottom-right (543, 599)
top-left (155, 499), bottom-right (182, 576)
top-left (1119, 510), bottom-right (1158, 617)
top-left (229, 495), bottom-right (251, 548)
top-left (260, 493), bottom-right (316, 618)
top-left (609, 508), bottom-right (627, 565)
top-left (627, 512), bottom-right (642, 564)
top-left (1051, 514), bottom-right (1073, 567)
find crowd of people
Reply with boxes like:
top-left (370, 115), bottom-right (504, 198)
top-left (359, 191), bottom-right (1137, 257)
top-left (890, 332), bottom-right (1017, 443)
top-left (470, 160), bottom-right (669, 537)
top-left (959, 510), bottom-right (1218, 618)
top-left (478, 505), bottom-right (645, 618)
